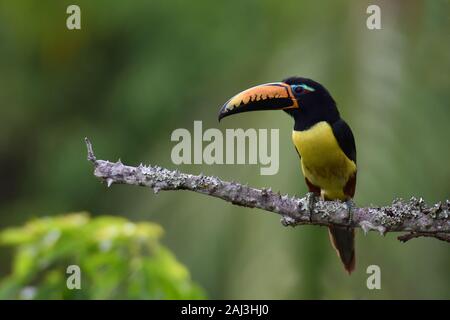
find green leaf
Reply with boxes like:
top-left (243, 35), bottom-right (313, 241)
top-left (0, 213), bottom-right (206, 299)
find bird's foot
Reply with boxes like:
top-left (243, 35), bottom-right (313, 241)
top-left (344, 199), bottom-right (355, 227)
top-left (306, 192), bottom-right (317, 222)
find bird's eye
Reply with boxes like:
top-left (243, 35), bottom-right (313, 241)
top-left (291, 84), bottom-right (315, 96)
top-left (294, 86), bottom-right (305, 94)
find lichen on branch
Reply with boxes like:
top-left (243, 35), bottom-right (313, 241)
top-left (85, 138), bottom-right (450, 243)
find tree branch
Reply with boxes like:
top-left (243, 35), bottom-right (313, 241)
top-left (397, 232), bottom-right (450, 243)
top-left (84, 138), bottom-right (450, 243)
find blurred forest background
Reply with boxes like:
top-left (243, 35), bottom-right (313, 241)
top-left (0, 0), bottom-right (449, 299)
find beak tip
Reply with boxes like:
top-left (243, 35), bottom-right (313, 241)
top-left (218, 104), bottom-right (228, 122)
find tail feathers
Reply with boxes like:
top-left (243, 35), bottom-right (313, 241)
top-left (328, 227), bottom-right (355, 274)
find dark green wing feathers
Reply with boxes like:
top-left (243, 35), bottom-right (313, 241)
top-left (332, 118), bottom-right (357, 199)
top-left (331, 119), bottom-right (356, 164)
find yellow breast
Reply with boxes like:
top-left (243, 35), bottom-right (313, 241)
top-left (292, 121), bottom-right (356, 200)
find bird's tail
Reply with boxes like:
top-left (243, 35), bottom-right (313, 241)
top-left (328, 226), bottom-right (355, 274)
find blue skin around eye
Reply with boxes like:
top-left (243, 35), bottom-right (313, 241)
top-left (290, 84), bottom-right (315, 92)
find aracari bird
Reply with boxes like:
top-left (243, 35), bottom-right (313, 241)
top-left (218, 77), bottom-right (357, 273)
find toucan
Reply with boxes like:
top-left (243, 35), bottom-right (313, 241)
top-left (218, 77), bottom-right (357, 274)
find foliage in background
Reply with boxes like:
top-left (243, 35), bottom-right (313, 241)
top-left (0, 213), bottom-right (205, 299)
top-left (0, 0), bottom-right (449, 299)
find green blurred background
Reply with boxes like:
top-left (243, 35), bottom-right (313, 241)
top-left (0, 0), bottom-right (449, 299)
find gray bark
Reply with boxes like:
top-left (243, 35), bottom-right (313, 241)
top-left (85, 138), bottom-right (450, 243)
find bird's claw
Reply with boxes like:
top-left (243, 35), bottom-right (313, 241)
top-left (306, 192), bottom-right (316, 222)
top-left (344, 199), bottom-right (355, 227)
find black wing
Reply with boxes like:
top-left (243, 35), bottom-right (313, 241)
top-left (331, 119), bottom-right (356, 163)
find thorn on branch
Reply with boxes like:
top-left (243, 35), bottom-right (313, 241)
top-left (85, 137), bottom-right (96, 163)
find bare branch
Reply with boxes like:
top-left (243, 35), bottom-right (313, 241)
top-left (84, 138), bottom-right (450, 243)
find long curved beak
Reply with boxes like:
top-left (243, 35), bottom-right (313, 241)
top-left (218, 82), bottom-right (298, 121)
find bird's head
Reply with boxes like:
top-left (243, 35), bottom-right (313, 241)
top-left (218, 76), bottom-right (340, 130)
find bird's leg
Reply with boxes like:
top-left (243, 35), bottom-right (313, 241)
top-left (306, 192), bottom-right (317, 222)
top-left (344, 199), bottom-right (355, 227)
